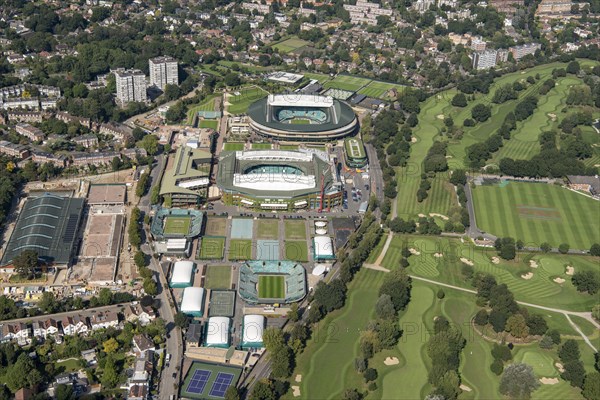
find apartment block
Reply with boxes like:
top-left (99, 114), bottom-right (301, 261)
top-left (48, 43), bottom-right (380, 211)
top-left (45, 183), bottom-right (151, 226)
top-left (472, 50), bottom-right (498, 70)
top-left (115, 69), bottom-right (147, 104)
top-left (149, 56), bottom-right (178, 90)
top-left (509, 43), bottom-right (542, 60)
top-left (0, 140), bottom-right (29, 159)
top-left (15, 123), bottom-right (45, 141)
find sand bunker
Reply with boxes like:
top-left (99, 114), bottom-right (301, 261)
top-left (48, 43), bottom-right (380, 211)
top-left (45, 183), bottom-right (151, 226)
top-left (434, 253), bottom-right (443, 258)
top-left (295, 375), bottom-right (302, 383)
top-left (529, 260), bottom-right (539, 268)
top-left (548, 113), bottom-right (557, 121)
top-left (491, 257), bottom-right (500, 264)
top-left (437, 114), bottom-right (445, 120)
top-left (292, 386), bottom-right (301, 397)
top-left (409, 248), bottom-right (421, 256)
top-left (460, 384), bottom-right (472, 392)
top-left (521, 272), bottom-right (534, 280)
top-left (460, 257), bottom-right (474, 266)
top-left (555, 362), bottom-right (565, 373)
top-left (553, 277), bottom-right (565, 284)
top-left (540, 377), bottom-right (559, 385)
top-left (418, 213), bottom-right (427, 218)
top-left (566, 266), bottom-right (574, 275)
top-left (429, 213), bottom-right (450, 220)
top-left (411, 137), bottom-right (418, 143)
top-left (384, 357), bottom-right (400, 365)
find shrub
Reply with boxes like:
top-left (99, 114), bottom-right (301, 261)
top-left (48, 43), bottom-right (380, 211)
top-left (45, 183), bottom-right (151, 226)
top-left (491, 359), bottom-right (504, 375)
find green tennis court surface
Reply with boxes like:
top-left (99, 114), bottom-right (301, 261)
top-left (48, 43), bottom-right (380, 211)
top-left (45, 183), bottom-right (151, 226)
top-left (163, 216), bottom-right (191, 235)
top-left (258, 275), bottom-right (285, 299)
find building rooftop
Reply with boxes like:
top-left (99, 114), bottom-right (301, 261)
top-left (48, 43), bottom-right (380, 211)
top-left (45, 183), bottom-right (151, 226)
top-left (159, 146), bottom-right (212, 197)
top-left (87, 184), bottom-right (126, 205)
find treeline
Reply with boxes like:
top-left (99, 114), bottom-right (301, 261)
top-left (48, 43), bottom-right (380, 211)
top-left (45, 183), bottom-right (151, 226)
top-left (128, 207), bottom-right (142, 248)
top-left (418, 141), bottom-right (449, 202)
top-left (0, 156), bottom-right (23, 226)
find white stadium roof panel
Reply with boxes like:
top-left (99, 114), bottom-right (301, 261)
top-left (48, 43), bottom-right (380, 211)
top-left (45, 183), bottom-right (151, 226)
top-left (171, 260), bottom-right (195, 284)
top-left (180, 287), bottom-right (205, 315)
top-left (205, 316), bottom-right (231, 347)
top-left (242, 315), bottom-right (265, 347)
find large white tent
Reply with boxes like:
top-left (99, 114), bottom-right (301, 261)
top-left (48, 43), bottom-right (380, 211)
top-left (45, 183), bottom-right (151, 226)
top-left (204, 316), bottom-right (231, 348)
top-left (313, 236), bottom-right (335, 260)
top-left (169, 260), bottom-right (195, 288)
top-left (241, 315), bottom-right (265, 349)
top-left (180, 287), bottom-right (205, 317)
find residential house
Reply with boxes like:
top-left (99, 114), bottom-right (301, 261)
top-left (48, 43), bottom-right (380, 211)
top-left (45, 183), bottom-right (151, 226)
top-left (15, 123), bottom-right (45, 141)
top-left (185, 323), bottom-right (203, 348)
top-left (123, 303), bottom-right (156, 326)
top-left (31, 150), bottom-right (67, 168)
top-left (71, 152), bottom-right (120, 168)
top-left (132, 334), bottom-right (155, 355)
top-left (0, 141), bottom-right (29, 159)
top-left (99, 122), bottom-right (132, 140)
top-left (89, 310), bottom-right (120, 330)
top-left (73, 134), bottom-right (98, 148)
top-left (62, 315), bottom-right (89, 336)
top-left (81, 349), bottom-right (98, 366)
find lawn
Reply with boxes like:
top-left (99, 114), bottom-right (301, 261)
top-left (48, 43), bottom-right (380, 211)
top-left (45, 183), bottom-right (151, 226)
top-left (251, 143), bottom-right (272, 150)
top-left (186, 94), bottom-right (218, 125)
top-left (284, 220), bottom-right (306, 240)
top-left (280, 144), bottom-right (299, 150)
top-left (324, 75), bottom-right (372, 92)
top-left (228, 239), bottom-right (252, 260)
top-left (472, 181), bottom-right (600, 249)
top-left (256, 219), bottom-right (279, 240)
top-left (227, 86), bottom-right (268, 115)
top-left (258, 275), bottom-right (285, 299)
top-left (204, 265), bottom-right (231, 289)
top-left (204, 217), bottom-right (227, 236)
top-left (223, 142), bottom-right (244, 151)
top-left (272, 37), bottom-right (310, 53)
top-left (198, 119), bottom-right (218, 129)
top-left (55, 358), bottom-right (81, 373)
top-left (198, 237), bottom-right (225, 260)
top-left (382, 235), bottom-right (600, 312)
top-left (284, 241), bottom-right (309, 262)
top-left (357, 80), bottom-right (406, 99)
top-left (303, 72), bottom-right (331, 84)
top-left (291, 118), bottom-right (311, 124)
top-left (163, 216), bottom-right (191, 236)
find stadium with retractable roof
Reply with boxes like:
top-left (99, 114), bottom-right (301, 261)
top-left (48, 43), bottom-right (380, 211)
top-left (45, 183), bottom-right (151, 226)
top-left (247, 94), bottom-right (358, 142)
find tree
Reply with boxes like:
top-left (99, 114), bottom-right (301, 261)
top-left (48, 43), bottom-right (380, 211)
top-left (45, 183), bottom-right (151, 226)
top-left (548, 329), bottom-right (561, 345)
top-left (249, 379), bottom-right (275, 400)
top-left (499, 363), bottom-right (540, 399)
top-left (450, 169), bottom-right (467, 186)
top-left (471, 104), bottom-right (491, 122)
top-left (12, 250), bottom-right (39, 278)
top-left (55, 384), bottom-right (76, 400)
top-left (313, 279), bottom-right (346, 312)
top-left (558, 243), bottom-right (570, 254)
top-left (572, 271), bottom-right (600, 295)
top-left (590, 243), bottom-right (600, 256)
top-left (364, 368), bottom-right (378, 382)
top-left (102, 338), bottom-right (119, 354)
top-left (98, 288), bottom-right (113, 306)
top-left (38, 291), bottom-right (59, 313)
top-left (492, 344), bottom-right (512, 362)
top-left (375, 294), bottom-right (396, 319)
top-left (451, 93), bottom-right (467, 107)
top-left (539, 335), bottom-right (555, 349)
top-left (224, 72), bottom-right (241, 87)
top-left (163, 84), bottom-right (181, 101)
top-left (379, 269), bottom-right (412, 311)
top-left (566, 61), bottom-right (581, 75)
top-left (174, 312), bottom-right (190, 329)
top-left (563, 360), bottom-right (586, 388)
top-left (582, 372), bottom-right (600, 400)
top-left (506, 314), bottom-right (529, 338)
top-left (5, 353), bottom-right (42, 392)
top-left (143, 278), bottom-right (158, 296)
top-left (101, 355), bottom-right (119, 388)
top-left (287, 303), bottom-right (300, 322)
top-left (225, 386), bottom-right (241, 400)
top-left (138, 134), bottom-right (159, 155)
top-left (559, 340), bottom-right (580, 363)
top-left (474, 309), bottom-right (489, 326)
top-left (134, 251), bottom-right (146, 269)
top-left (526, 314), bottom-right (548, 336)
top-left (342, 388), bottom-right (363, 400)
top-left (540, 242), bottom-right (552, 253)
top-left (491, 359), bottom-right (504, 375)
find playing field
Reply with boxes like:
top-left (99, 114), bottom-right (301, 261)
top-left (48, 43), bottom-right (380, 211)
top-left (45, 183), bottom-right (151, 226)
top-left (163, 216), bottom-right (191, 236)
top-left (223, 142), bottom-right (244, 151)
top-left (284, 220), bottom-right (306, 240)
top-left (204, 217), bottom-right (227, 236)
top-left (291, 118), bottom-right (311, 124)
top-left (198, 119), bottom-right (218, 129)
top-left (181, 362), bottom-right (241, 399)
top-left (284, 241), bottom-right (309, 262)
top-left (258, 275), bottom-right (285, 299)
top-left (186, 94), bottom-right (218, 125)
top-left (358, 80), bottom-right (406, 99)
top-left (227, 86), bottom-right (268, 115)
top-left (472, 181), bottom-right (600, 249)
top-left (228, 239), bottom-right (252, 260)
top-left (198, 237), bottom-right (225, 260)
top-left (256, 219), bottom-right (279, 240)
top-left (271, 37), bottom-right (309, 53)
top-left (324, 75), bottom-right (371, 92)
top-left (204, 265), bottom-right (231, 289)
top-left (251, 143), bottom-right (272, 150)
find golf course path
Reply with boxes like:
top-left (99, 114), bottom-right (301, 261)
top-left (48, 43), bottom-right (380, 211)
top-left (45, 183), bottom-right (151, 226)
top-left (371, 200), bottom-right (397, 267)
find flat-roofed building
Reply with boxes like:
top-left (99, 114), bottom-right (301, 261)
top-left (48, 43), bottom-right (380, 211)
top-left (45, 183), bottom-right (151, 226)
top-left (160, 146), bottom-right (213, 206)
top-left (509, 43), bottom-right (542, 60)
top-left (115, 68), bottom-right (147, 104)
top-left (87, 184), bottom-right (126, 205)
top-left (149, 56), bottom-right (178, 90)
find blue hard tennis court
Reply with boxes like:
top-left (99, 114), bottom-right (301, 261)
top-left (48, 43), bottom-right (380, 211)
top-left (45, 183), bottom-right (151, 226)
top-left (209, 372), bottom-right (235, 398)
top-left (186, 370), bottom-right (212, 394)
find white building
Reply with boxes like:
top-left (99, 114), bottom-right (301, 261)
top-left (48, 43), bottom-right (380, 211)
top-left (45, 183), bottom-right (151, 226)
top-left (472, 50), bottom-right (498, 70)
top-left (169, 260), bottom-right (195, 288)
top-left (204, 317), bottom-right (230, 348)
top-left (62, 315), bottom-right (89, 336)
top-left (180, 287), bottom-right (206, 317)
top-left (115, 69), bottom-right (147, 104)
top-left (149, 56), bottom-right (179, 90)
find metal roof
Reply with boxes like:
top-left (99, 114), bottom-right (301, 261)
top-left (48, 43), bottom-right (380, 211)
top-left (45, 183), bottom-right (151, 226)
top-left (1, 193), bottom-right (85, 266)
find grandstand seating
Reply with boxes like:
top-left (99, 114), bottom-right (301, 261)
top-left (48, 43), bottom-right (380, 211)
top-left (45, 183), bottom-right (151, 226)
top-left (238, 261), bottom-right (307, 304)
top-left (150, 208), bottom-right (203, 239)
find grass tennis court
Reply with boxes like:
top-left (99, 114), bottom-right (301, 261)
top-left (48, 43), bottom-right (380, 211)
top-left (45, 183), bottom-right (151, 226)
top-left (223, 142), bottom-right (244, 151)
top-left (228, 239), bottom-right (252, 260)
top-left (284, 220), bottom-right (306, 240)
top-left (227, 86), bottom-right (268, 115)
top-left (204, 217), bottom-right (227, 237)
top-left (472, 181), bottom-right (600, 249)
top-left (208, 290), bottom-right (236, 317)
top-left (198, 119), bottom-right (218, 129)
top-left (251, 143), bottom-right (272, 149)
top-left (258, 275), bottom-right (285, 299)
top-left (357, 80), bottom-right (405, 99)
top-left (280, 144), bottom-right (298, 150)
top-left (204, 265), bottom-right (231, 289)
top-left (291, 118), bottom-right (311, 124)
top-left (284, 241), bottom-right (309, 262)
top-left (256, 219), bottom-right (279, 240)
top-left (163, 216), bottom-right (191, 236)
top-left (271, 37), bottom-right (310, 53)
top-left (181, 362), bottom-right (241, 399)
top-left (324, 75), bottom-right (371, 92)
top-left (198, 237), bottom-right (225, 260)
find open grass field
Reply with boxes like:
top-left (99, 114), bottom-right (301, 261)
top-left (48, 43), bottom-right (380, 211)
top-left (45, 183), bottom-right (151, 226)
top-left (284, 220), bottom-right (306, 240)
top-left (472, 181), bottom-right (600, 249)
top-left (198, 119), bottom-right (218, 129)
top-left (163, 216), bottom-right (191, 236)
top-left (284, 241), bottom-right (309, 262)
top-left (382, 235), bottom-right (600, 312)
top-left (251, 143), bottom-right (272, 149)
top-left (280, 144), bottom-right (299, 150)
top-left (580, 125), bottom-right (600, 168)
top-left (186, 94), bottom-right (218, 125)
top-left (204, 265), bottom-right (231, 289)
top-left (181, 362), bottom-right (242, 399)
top-left (358, 80), bottom-right (406, 99)
top-left (204, 217), bottom-right (227, 237)
top-left (198, 237), bottom-right (225, 260)
top-left (271, 37), bottom-right (310, 53)
top-left (223, 142), bottom-right (244, 151)
top-left (324, 75), bottom-right (372, 92)
top-left (258, 275), bottom-right (285, 299)
top-left (256, 219), bottom-right (279, 240)
top-left (228, 239), bottom-right (252, 260)
top-left (227, 86), bottom-right (268, 115)
top-left (303, 72), bottom-right (331, 84)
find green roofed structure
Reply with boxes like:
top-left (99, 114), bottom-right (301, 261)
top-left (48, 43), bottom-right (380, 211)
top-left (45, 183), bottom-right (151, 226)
top-left (247, 94), bottom-right (358, 142)
top-left (344, 138), bottom-right (367, 168)
top-left (1, 193), bottom-right (85, 266)
top-left (160, 146), bottom-right (213, 206)
top-left (216, 149), bottom-right (343, 210)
